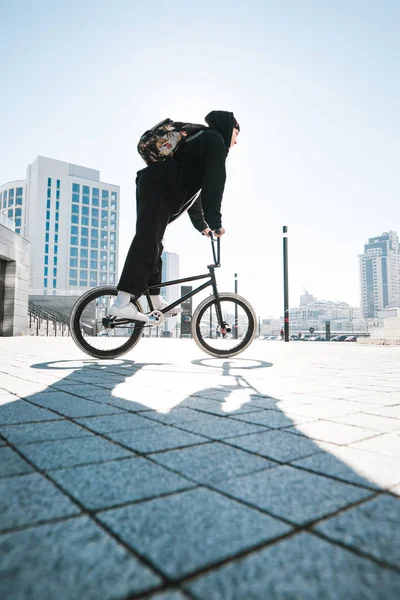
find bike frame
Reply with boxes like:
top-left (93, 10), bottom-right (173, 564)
top-left (145, 236), bottom-right (224, 326)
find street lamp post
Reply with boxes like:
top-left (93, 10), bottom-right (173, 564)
top-left (234, 273), bottom-right (238, 339)
top-left (258, 316), bottom-right (261, 338)
top-left (283, 225), bottom-right (289, 342)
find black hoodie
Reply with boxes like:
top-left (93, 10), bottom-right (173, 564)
top-left (143, 111), bottom-right (238, 230)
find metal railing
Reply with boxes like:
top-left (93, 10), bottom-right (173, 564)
top-left (28, 301), bottom-right (70, 336)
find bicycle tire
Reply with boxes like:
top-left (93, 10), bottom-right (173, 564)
top-left (70, 286), bottom-right (144, 359)
top-left (192, 292), bottom-right (257, 358)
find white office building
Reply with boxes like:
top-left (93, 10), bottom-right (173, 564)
top-left (161, 251), bottom-right (180, 334)
top-left (359, 231), bottom-right (400, 318)
top-left (0, 156), bottom-right (119, 296)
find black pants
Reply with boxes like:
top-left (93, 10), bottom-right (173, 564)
top-left (117, 172), bottom-right (174, 296)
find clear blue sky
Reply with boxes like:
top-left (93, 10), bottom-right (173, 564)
top-left (1, 0), bottom-right (399, 318)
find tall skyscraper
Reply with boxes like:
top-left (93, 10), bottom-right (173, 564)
top-left (359, 231), bottom-right (400, 318)
top-left (161, 251), bottom-right (179, 334)
top-left (0, 156), bottom-right (119, 296)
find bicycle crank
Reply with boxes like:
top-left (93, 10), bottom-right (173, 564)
top-left (148, 310), bottom-right (165, 327)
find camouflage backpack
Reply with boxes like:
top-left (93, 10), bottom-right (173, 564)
top-left (137, 118), bottom-right (205, 165)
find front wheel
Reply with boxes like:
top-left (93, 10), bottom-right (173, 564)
top-left (192, 292), bottom-right (257, 357)
top-left (70, 286), bottom-right (144, 359)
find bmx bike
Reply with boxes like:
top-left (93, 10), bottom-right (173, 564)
top-left (70, 235), bottom-right (257, 359)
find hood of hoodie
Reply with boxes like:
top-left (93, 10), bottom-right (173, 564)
top-left (205, 111), bottom-right (239, 152)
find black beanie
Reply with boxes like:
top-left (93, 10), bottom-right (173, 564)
top-left (205, 111), bottom-right (240, 151)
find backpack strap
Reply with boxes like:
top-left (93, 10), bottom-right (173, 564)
top-left (184, 130), bottom-right (204, 143)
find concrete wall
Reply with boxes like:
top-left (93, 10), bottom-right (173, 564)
top-left (0, 224), bottom-right (31, 336)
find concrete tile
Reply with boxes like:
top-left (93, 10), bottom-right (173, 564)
top-left (213, 465), bottom-right (372, 525)
top-left (176, 414), bottom-right (266, 440)
top-left (327, 412), bottom-right (400, 432)
top-left (0, 473), bottom-right (80, 531)
top-left (0, 420), bottom-right (91, 445)
top-left (231, 410), bottom-right (313, 429)
top-left (28, 392), bottom-right (123, 417)
top-left (75, 413), bottom-right (159, 434)
top-left (148, 592), bottom-right (187, 600)
top-left (315, 494), bottom-right (400, 568)
top-left (50, 457), bottom-right (193, 510)
top-left (278, 400), bottom-right (373, 419)
top-left (108, 425), bottom-right (207, 454)
top-left (0, 516), bottom-right (161, 599)
top-left (140, 407), bottom-right (207, 425)
top-left (0, 400), bottom-right (57, 425)
top-left (347, 393), bottom-right (400, 406)
top-left (351, 432), bottom-right (400, 458)
top-left (186, 532), bottom-right (400, 599)
top-left (18, 436), bottom-right (133, 470)
top-left (181, 397), bottom-right (265, 417)
top-left (0, 447), bottom-right (34, 477)
top-left (225, 429), bottom-right (321, 462)
top-left (99, 488), bottom-right (291, 578)
top-left (286, 420), bottom-right (377, 445)
top-left (365, 405), bottom-right (400, 419)
top-left (150, 442), bottom-right (275, 485)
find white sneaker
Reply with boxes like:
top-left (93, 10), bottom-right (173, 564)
top-left (150, 296), bottom-right (182, 316)
top-left (109, 302), bottom-right (150, 323)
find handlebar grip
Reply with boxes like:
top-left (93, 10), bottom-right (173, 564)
top-left (214, 229), bottom-right (221, 236)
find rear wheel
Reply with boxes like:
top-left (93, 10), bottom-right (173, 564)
top-left (192, 292), bottom-right (257, 357)
top-left (70, 286), bottom-right (144, 359)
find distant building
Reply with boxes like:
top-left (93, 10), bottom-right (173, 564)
top-left (359, 231), bottom-right (400, 318)
top-left (161, 251), bottom-right (180, 334)
top-left (0, 156), bottom-right (120, 296)
top-left (290, 292), bottom-right (362, 332)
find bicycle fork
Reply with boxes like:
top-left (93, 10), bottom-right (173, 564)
top-left (209, 266), bottom-right (224, 328)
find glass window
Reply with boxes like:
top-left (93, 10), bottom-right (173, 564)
top-left (110, 222), bottom-right (116, 230)
top-left (101, 274), bottom-right (107, 282)
top-left (111, 191), bottom-right (117, 201)
top-left (44, 267), bottom-right (48, 277)
top-left (110, 243), bottom-right (116, 251)
top-left (90, 271), bottom-right (97, 280)
top-left (101, 210), bottom-right (108, 219)
top-left (45, 233), bottom-right (49, 242)
top-left (102, 190), bottom-right (109, 199)
top-left (56, 190), bottom-right (60, 200)
top-left (9, 189), bottom-right (14, 199)
top-left (81, 216), bottom-right (89, 226)
top-left (101, 232), bottom-right (108, 241)
top-left (82, 195), bottom-right (90, 205)
top-left (9, 197), bottom-right (14, 207)
top-left (90, 250), bottom-right (98, 259)
top-left (80, 269), bottom-right (87, 278)
top-left (110, 253), bottom-right (116, 262)
top-left (55, 222), bottom-right (59, 232)
top-left (91, 239), bottom-right (98, 248)
top-left (70, 258), bottom-right (78, 267)
top-left (91, 218), bottom-right (99, 228)
top-left (15, 207), bottom-right (22, 217)
top-left (46, 210), bottom-right (50, 220)
top-left (101, 253), bottom-right (107, 261)
top-left (81, 238), bottom-right (88, 247)
top-left (80, 248), bottom-right (88, 258)
top-left (101, 243), bottom-right (107, 250)
top-left (71, 225), bottom-right (78, 235)
top-left (100, 262), bottom-right (107, 270)
top-left (81, 227), bottom-right (88, 237)
top-left (92, 187), bottom-right (99, 197)
top-left (16, 197), bottom-right (23, 206)
top-left (71, 247), bottom-right (78, 256)
top-left (53, 268), bottom-right (57, 277)
top-left (111, 202), bottom-right (117, 211)
top-left (72, 204), bottom-right (79, 214)
top-left (110, 232), bottom-right (116, 241)
top-left (71, 215), bottom-right (79, 224)
top-left (44, 255), bottom-right (48, 264)
top-left (46, 221), bottom-right (50, 231)
top-left (69, 269), bottom-right (77, 279)
top-left (111, 212), bottom-right (116, 221)
top-left (15, 218), bottom-right (21, 227)
top-left (101, 219), bottom-right (108, 229)
top-left (80, 259), bottom-right (88, 268)
top-left (56, 201), bottom-right (60, 210)
top-left (69, 279), bottom-right (77, 286)
top-left (54, 256), bottom-right (57, 265)
top-left (70, 236), bottom-right (78, 245)
top-left (92, 197), bottom-right (99, 207)
top-left (90, 260), bottom-right (97, 269)
top-left (47, 199), bottom-right (51, 209)
top-left (92, 207), bottom-right (99, 217)
top-left (48, 178), bottom-right (52, 186)
top-left (72, 193), bottom-right (79, 203)
top-left (54, 234), bottom-right (58, 243)
top-left (56, 180), bottom-right (60, 189)
top-left (3, 191), bottom-right (7, 202)
top-left (109, 274), bottom-right (115, 283)
top-left (44, 278), bottom-right (48, 287)
top-left (82, 206), bottom-right (89, 215)
top-left (83, 185), bottom-right (89, 195)
top-left (53, 279), bottom-right (57, 287)
top-left (16, 187), bottom-right (23, 196)
top-left (102, 199), bottom-right (108, 208)
top-left (72, 183), bottom-right (80, 193)
top-left (55, 213), bottom-right (59, 222)
top-left (54, 246), bottom-right (58, 254)
top-left (109, 263), bottom-right (115, 271)
top-left (15, 228), bottom-right (21, 234)
top-left (91, 229), bottom-right (98, 238)
top-left (47, 188), bottom-right (51, 198)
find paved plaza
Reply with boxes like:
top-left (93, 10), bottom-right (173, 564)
top-left (0, 336), bottom-right (399, 599)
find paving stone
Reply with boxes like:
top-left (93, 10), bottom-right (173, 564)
top-left (225, 429), bottom-right (321, 462)
top-left (327, 412), bottom-right (400, 432)
top-left (99, 488), bottom-right (291, 578)
top-left (139, 408), bottom-right (203, 425)
top-left (18, 436), bottom-right (133, 470)
top-left (186, 531), bottom-right (400, 599)
top-left (150, 442), bottom-right (275, 484)
top-left (75, 412), bottom-right (160, 434)
top-left (292, 444), bottom-right (400, 489)
top-left (213, 465), bottom-right (372, 525)
top-left (0, 473), bottom-right (80, 531)
top-left (50, 457), bottom-right (193, 510)
top-left (0, 400), bottom-right (57, 425)
top-left (231, 410), bottom-right (313, 429)
top-left (277, 400), bottom-right (370, 419)
top-left (28, 392), bottom-right (124, 417)
top-left (286, 420), bottom-right (377, 445)
top-left (175, 414), bottom-right (266, 440)
top-left (0, 420), bottom-right (91, 445)
top-left (351, 432), bottom-right (400, 458)
top-left (181, 397), bottom-right (265, 417)
top-left (147, 592), bottom-right (188, 600)
top-left (365, 405), bottom-right (400, 419)
top-left (0, 447), bottom-right (34, 477)
top-left (108, 424), bottom-right (207, 454)
top-left (0, 516), bottom-right (161, 599)
top-left (315, 494), bottom-right (400, 568)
